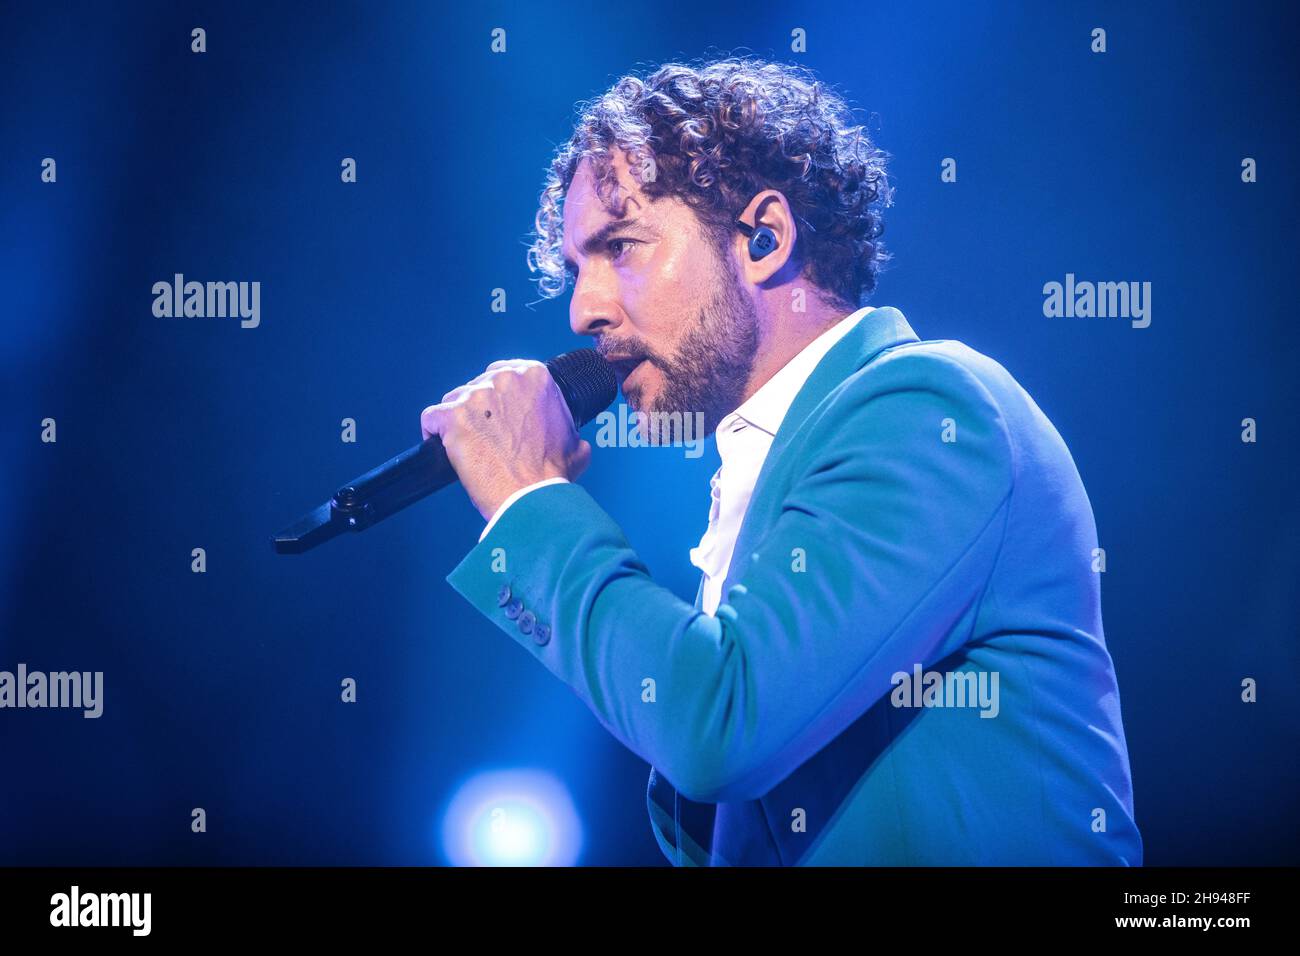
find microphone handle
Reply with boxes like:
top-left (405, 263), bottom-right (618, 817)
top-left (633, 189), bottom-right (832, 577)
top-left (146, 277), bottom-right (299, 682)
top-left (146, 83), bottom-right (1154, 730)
top-left (330, 437), bottom-right (456, 531)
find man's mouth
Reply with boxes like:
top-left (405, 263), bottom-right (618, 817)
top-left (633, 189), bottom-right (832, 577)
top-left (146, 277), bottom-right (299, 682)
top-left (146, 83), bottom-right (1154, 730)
top-left (607, 355), bottom-right (648, 389)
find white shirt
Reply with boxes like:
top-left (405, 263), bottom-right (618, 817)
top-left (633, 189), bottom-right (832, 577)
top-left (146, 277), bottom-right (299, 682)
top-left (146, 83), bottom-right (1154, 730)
top-left (480, 307), bottom-right (876, 615)
top-left (689, 306), bottom-right (872, 614)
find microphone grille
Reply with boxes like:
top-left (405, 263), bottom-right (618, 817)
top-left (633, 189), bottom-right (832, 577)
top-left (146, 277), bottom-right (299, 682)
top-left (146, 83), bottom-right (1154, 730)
top-left (546, 348), bottom-right (618, 428)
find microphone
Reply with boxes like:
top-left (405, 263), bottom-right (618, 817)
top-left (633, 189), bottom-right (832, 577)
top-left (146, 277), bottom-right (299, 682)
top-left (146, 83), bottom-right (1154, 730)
top-left (272, 348), bottom-right (617, 554)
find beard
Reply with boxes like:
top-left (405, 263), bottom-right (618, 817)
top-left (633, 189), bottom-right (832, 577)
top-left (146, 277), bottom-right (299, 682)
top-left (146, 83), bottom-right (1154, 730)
top-left (601, 259), bottom-right (760, 438)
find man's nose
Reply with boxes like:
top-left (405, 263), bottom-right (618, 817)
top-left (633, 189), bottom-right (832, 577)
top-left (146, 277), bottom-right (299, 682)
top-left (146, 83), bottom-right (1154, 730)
top-left (569, 273), bottom-right (623, 337)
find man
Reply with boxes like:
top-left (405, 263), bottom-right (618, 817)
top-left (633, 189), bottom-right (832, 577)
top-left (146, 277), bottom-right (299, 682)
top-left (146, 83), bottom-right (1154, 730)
top-left (422, 58), bottom-right (1142, 865)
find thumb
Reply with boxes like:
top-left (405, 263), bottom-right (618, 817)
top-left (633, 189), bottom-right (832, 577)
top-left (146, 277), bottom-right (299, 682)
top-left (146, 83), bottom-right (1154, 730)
top-left (570, 439), bottom-right (593, 478)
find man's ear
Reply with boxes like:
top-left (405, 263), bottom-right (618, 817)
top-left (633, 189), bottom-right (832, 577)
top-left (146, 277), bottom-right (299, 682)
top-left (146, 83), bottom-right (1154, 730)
top-left (736, 190), bottom-right (798, 284)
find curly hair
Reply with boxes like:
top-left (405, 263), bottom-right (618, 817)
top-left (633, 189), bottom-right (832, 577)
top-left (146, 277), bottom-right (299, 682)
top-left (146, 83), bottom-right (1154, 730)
top-left (527, 56), bottom-right (892, 311)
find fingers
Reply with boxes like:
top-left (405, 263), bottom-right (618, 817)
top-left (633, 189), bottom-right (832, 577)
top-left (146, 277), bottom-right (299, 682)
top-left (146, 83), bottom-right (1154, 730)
top-left (421, 382), bottom-right (497, 438)
top-left (438, 379), bottom-right (493, 406)
top-left (422, 360), bottom-right (559, 441)
top-left (440, 360), bottom-right (544, 403)
top-left (420, 401), bottom-right (450, 441)
top-left (440, 373), bottom-right (490, 404)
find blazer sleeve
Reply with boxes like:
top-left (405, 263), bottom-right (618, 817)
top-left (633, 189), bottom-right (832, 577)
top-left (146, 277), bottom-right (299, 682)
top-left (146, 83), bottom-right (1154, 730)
top-left (445, 350), bottom-right (1016, 804)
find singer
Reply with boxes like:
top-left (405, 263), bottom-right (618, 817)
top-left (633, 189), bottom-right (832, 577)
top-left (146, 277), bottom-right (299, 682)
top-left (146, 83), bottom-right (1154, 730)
top-left (420, 57), bottom-right (1142, 866)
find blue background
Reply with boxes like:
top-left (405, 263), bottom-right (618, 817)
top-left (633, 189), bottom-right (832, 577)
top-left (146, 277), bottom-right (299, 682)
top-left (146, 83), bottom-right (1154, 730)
top-left (1, 0), bottom-right (1296, 865)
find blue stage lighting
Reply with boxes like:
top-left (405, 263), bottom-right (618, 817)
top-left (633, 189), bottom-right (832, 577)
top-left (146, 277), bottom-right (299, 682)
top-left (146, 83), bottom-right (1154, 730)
top-left (441, 769), bottom-right (583, 866)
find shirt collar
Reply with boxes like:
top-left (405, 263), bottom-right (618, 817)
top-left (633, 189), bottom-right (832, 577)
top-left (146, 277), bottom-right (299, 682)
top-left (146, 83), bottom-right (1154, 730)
top-left (716, 306), bottom-right (875, 456)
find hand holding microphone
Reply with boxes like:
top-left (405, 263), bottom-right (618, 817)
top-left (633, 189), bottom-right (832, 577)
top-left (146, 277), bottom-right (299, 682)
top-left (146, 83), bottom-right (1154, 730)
top-left (420, 358), bottom-right (592, 523)
top-left (272, 349), bottom-right (616, 554)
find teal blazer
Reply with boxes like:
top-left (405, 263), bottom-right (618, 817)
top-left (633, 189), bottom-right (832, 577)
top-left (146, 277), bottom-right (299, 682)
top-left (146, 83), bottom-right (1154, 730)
top-left (447, 307), bottom-right (1142, 865)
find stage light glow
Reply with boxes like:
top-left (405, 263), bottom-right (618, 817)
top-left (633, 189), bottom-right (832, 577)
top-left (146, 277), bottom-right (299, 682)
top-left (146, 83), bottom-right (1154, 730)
top-left (441, 769), bottom-right (583, 866)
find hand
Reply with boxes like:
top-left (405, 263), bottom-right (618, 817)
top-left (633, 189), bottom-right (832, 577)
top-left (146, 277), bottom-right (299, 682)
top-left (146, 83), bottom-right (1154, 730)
top-left (420, 359), bottom-right (592, 522)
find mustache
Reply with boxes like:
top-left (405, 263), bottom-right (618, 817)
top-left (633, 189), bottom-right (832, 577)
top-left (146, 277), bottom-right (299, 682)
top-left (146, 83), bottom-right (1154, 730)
top-left (596, 337), bottom-right (662, 367)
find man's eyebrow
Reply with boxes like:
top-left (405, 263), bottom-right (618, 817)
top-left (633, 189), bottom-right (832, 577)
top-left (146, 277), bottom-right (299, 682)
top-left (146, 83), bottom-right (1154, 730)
top-left (562, 217), bottom-right (648, 273)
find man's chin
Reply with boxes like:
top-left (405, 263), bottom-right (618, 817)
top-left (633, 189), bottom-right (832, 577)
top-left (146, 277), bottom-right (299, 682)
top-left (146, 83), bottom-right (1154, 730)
top-left (625, 392), bottom-right (675, 422)
top-left (622, 381), bottom-right (656, 415)
top-left (621, 395), bottom-right (720, 444)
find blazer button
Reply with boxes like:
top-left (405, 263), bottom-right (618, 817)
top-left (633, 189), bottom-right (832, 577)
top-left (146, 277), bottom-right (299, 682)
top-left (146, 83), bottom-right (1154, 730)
top-left (496, 583), bottom-right (512, 608)
top-left (532, 623), bottom-right (551, 646)
top-left (505, 598), bottom-right (523, 620)
top-left (517, 610), bottom-right (535, 635)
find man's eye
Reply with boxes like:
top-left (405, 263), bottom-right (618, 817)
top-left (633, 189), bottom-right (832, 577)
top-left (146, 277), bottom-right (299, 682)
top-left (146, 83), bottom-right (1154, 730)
top-left (609, 238), bottom-right (636, 261)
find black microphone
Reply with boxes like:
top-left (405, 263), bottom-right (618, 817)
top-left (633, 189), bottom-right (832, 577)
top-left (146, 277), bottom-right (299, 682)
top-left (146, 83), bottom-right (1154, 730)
top-left (272, 348), bottom-right (617, 554)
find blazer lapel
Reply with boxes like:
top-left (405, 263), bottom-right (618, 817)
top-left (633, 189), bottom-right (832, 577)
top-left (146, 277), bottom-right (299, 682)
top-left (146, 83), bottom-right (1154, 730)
top-left (720, 307), bottom-right (920, 599)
